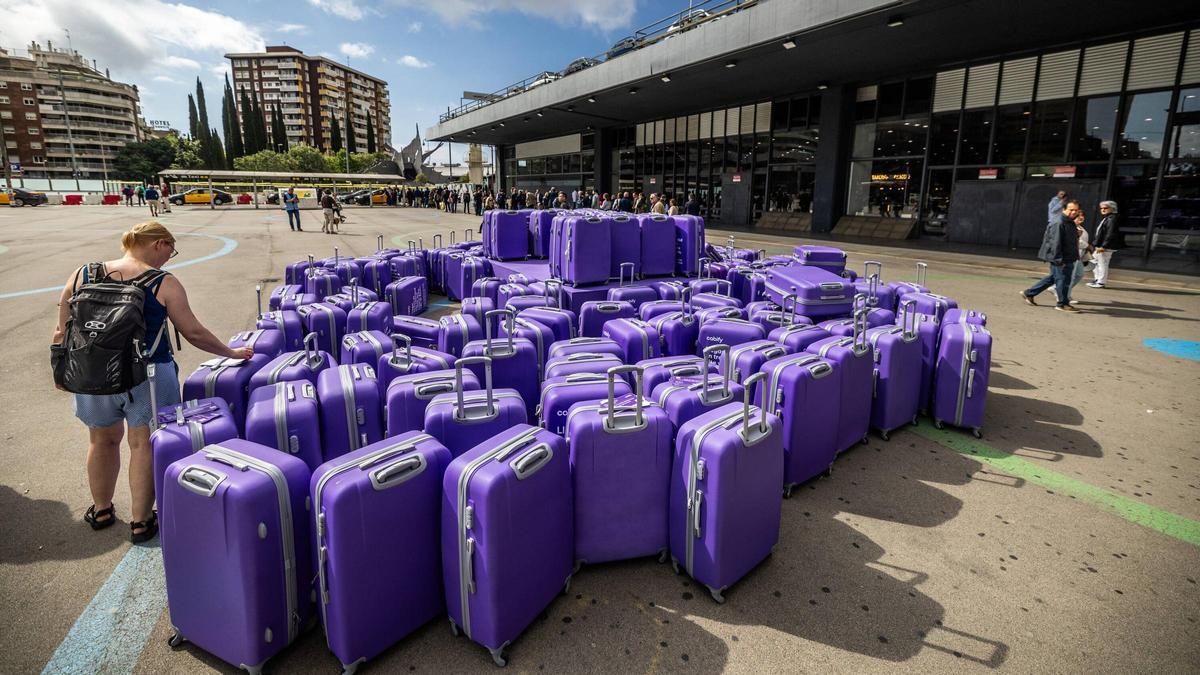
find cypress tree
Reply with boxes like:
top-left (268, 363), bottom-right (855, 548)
top-left (224, 75), bottom-right (243, 161)
top-left (254, 98), bottom-right (269, 154)
top-left (330, 115), bottom-right (343, 153)
top-left (346, 111), bottom-right (357, 154)
top-left (366, 114), bottom-right (376, 154)
top-left (272, 105), bottom-right (288, 152)
top-left (195, 78), bottom-right (211, 137)
top-left (187, 94), bottom-right (199, 139)
top-left (238, 90), bottom-right (257, 153)
top-left (210, 127), bottom-right (226, 169)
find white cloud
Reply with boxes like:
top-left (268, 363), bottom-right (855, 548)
top-left (384, 0), bottom-right (635, 30)
top-left (308, 0), bottom-right (367, 20)
top-left (162, 55), bottom-right (201, 70)
top-left (406, 21), bottom-right (422, 33)
top-left (397, 55), bottom-right (431, 69)
top-left (277, 23), bottom-right (308, 34)
top-left (152, 74), bottom-right (178, 83)
top-left (210, 62), bottom-right (231, 77)
top-left (339, 42), bottom-right (375, 59)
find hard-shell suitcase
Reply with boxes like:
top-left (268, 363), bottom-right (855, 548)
top-left (462, 296), bottom-right (496, 331)
top-left (757, 353), bottom-right (839, 494)
top-left (652, 345), bottom-right (745, 430)
top-left (899, 291), bottom-right (957, 322)
top-left (943, 308), bottom-right (988, 326)
top-left (448, 256), bottom-right (491, 302)
top-left (848, 291), bottom-right (897, 327)
top-left (310, 432), bottom-right (451, 673)
top-left (375, 335), bottom-right (455, 392)
top-left (792, 244), bottom-right (847, 273)
top-left (770, 322), bottom-right (832, 353)
top-left (579, 300), bottom-right (635, 337)
top-left (229, 328), bottom-right (285, 360)
top-left (388, 254), bottom-right (421, 281)
top-left (505, 295), bottom-right (551, 314)
top-left (602, 318), bottom-right (661, 364)
top-left (690, 285), bottom-right (743, 312)
top-left (696, 318), bottom-right (767, 355)
top-left (322, 292), bottom-right (357, 316)
top-left (725, 339), bottom-right (791, 392)
top-left (931, 322), bottom-right (992, 438)
top-left (270, 284), bottom-right (304, 311)
top-left (865, 307), bottom-right (923, 440)
top-left (518, 306), bottom-right (577, 343)
top-left (182, 355), bottom-right (271, 433)
top-left (490, 210), bottom-right (531, 261)
top-left (817, 317), bottom-right (858, 337)
top-left (609, 214), bottom-right (641, 280)
top-left (906, 306), bottom-right (942, 414)
top-left (529, 209), bottom-right (562, 259)
top-left (470, 277), bottom-right (502, 306)
top-left (806, 313), bottom-right (873, 453)
top-left (607, 263), bottom-right (658, 308)
top-left (538, 373), bottom-right (631, 436)
top-left (461, 311), bottom-right (541, 422)
top-left (438, 312), bottom-right (484, 358)
top-left (762, 266), bottom-right (854, 318)
top-left (499, 315), bottom-right (555, 385)
top-left (646, 309), bottom-right (700, 357)
top-left (749, 308), bottom-right (810, 334)
top-left (669, 380), bottom-right (783, 602)
top-left (507, 273), bottom-right (533, 286)
top-left (566, 366), bottom-right (672, 565)
top-left (543, 352), bottom-right (624, 380)
top-left (887, 261), bottom-right (930, 299)
top-left (670, 214), bottom-right (705, 277)
top-left (637, 214), bottom-right (676, 277)
top-left (648, 280), bottom-right (689, 301)
top-left (696, 306), bottom-right (746, 324)
top-left (257, 310), bottom-right (305, 352)
top-left (346, 301), bottom-right (392, 334)
top-left (497, 283), bottom-right (531, 310)
top-left (248, 334), bottom-right (336, 394)
top-left (442, 424), bottom-right (572, 666)
top-left (306, 266), bottom-right (343, 298)
top-left (150, 398), bottom-right (238, 513)
top-left (281, 291), bottom-right (319, 312)
top-left (424, 356), bottom-right (528, 458)
top-left (637, 354), bottom-right (712, 395)
top-left (729, 268), bottom-right (770, 306)
top-left (337, 329), bottom-right (392, 368)
top-left (391, 315), bottom-right (441, 350)
top-left (324, 248), bottom-right (360, 285)
top-left (361, 257), bottom-right (393, 297)
top-left (285, 260), bottom-right (312, 286)
top-left (558, 214), bottom-right (612, 286)
top-left (161, 440), bottom-right (315, 673)
top-left (638, 299), bottom-right (687, 322)
top-left (297, 302), bottom-right (347, 356)
top-left (688, 261), bottom-right (724, 295)
top-left (386, 368), bottom-right (479, 436)
top-left (243, 381), bottom-right (323, 471)
top-left (386, 276), bottom-right (429, 316)
top-left (546, 337), bottom-right (625, 362)
top-left (852, 262), bottom-right (899, 312)
top-left (744, 300), bottom-right (778, 317)
top-left (317, 364), bottom-right (384, 462)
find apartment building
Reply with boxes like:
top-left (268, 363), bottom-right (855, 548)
top-left (225, 45), bottom-right (390, 153)
top-left (0, 42), bottom-right (143, 180)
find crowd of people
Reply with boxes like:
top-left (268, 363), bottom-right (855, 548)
top-left (1021, 189), bottom-right (1123, 312)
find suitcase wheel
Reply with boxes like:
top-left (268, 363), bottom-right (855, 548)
top-left (708, 586), bottom-right (726, 604)
top-left (490, 648), bottom-right (508, 668)
top-left (657, 549), bottom-right (669, 564)
top-left (342, 664), bottom-right (360, 675)
top-left (933, 419), bottom-right (944, 430)
top-left (972, 428), bottom-right (983, 439)
top-left (782, 485), bottom-right (794, 499)
top-left (911, 416), bottom-right (919, 426)
top-left (572, 560), bottom-right (583, 574)
top-left (449, 619), bottom-right (460, 637)
top-left (670, 559), bottom-right (680, 575)
top-left (562, 576), bottom-right (572, 595)
top-left (879, 429), bottom-right (890, 442)
top-left (861, 435), bottom-right (869, 445)
top-left (167, 631), bottom-right (185, 649)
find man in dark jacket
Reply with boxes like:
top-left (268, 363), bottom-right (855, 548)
top-left (1022, 200), bottom-right (1081, 312)
top-left (617, 191), bottom-right (633, 212)
top-left (1088, 200), bottom-right (1122, 288)
top-left (684, 193), bottom-right (701, 216)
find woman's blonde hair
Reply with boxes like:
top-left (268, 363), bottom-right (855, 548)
top-left (121, 221), bottom-right (174, 251)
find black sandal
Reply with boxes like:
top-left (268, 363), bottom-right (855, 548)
top-left (84, 504), bottom-right (116, 531)
top-left (130, 511), bottom-right (159, 543)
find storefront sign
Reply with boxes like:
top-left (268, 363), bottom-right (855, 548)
top-left (649, 176), bottom-right (657, 184)
top-left (1053, 165), bottom-right (1076, 178)
top-left (870, 173), bottom-right (911, 182)
top-left (731, 174), bottom-right (742, 183)
top-left (978, 168), bottom-right (998, 180)
top-left (9, 163), bottom-right (21, 174)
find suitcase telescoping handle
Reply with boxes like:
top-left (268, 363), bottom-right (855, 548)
top-left (333, 246), bottom-right (339, 267)
top-left (303, 332), bottom-right (320, 365)
top-left (915, 261), bottom-right (928, 287)
top-left (376, 234), bottom-right (384, 252)
top-left (864, 260), bottom-right (882, 282)
top-left (544, 279), bottom-right (563, 308)
top-left (433, 233), bottom-right (443, 248)
top-left (900, 299), bottom-right (918, 340)
top-left (619, 262), bottom-right (637, 287)
top-left (866, 274), bottom-right (881, 306)
top-left (391, 333), bottom-right (413, 364)
top-left (782, 294), bottom-right (798, 326)
top-left (852, 308), bottom-right (869, 355)
top-left (255, 284), bottom-right (263, 317)
top-left (147, 362), bottom-right (160, 431)
top-left (740, 372), bottom-right (770, 440)
top-left (456, 355), bottom-right (494, 417)
top-left (712, 279), bottom-right (733, 298)
top-left (484, 309), bottom-right (516, 354)
top-left (698, 257), bottom-right (710, 280)
top-left (701, 344), bottom-right (732, 401)
top-left (605, 365), bottom-right (645, 429)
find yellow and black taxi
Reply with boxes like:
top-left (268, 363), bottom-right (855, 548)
top-left (0, 187), bottom-right (49, 206)
top-left (169, 187), bottom-right (233, 206)
top-left (341, 188), bottom-right (387, 206)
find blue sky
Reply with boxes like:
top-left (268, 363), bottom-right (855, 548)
top-left (0, 0), bottom-right (692, 163)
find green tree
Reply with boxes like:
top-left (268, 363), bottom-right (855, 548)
top-left (330, 115), bottom-right (343, 153)
top-left (233, 149), bottom-right (286, 172)
top-left (168, 135), bottom-right (204, 169)
top-left (195, 78), bottom-right (211, 133)
top-left (288, 144), bottom-right (327, 172)
top-left (239, 90), bottom-right (259, 154)
top-left (345, 112), bottom-right (358, 154)
top-left (113, 137), bottom-right (177, 181)
top-left (365, 114), bottom-right (376, 154)
top-left (221, 75), bottom-right (243, 166)
top-left (187, 95), bottom-right (199, 139)
top-left (209, 127), bottom-right (226, 170)
top-left (255, 98), bottom-right (269, 155)
top-left (271, 104), bottom-right (288, 152)
top-left (414, 172), bottom-right (427, 184)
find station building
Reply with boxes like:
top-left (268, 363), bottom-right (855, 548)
top-left (426, 0), bottom-right (1200, 272)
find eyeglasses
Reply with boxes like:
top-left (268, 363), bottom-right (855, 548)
top-left (163, 240), bottom-right (179, 258)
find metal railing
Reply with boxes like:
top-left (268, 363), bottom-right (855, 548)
top-left (438, 0), bottom-right (756, 123)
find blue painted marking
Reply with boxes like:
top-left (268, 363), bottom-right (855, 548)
top-left (1143, 338), bottom-right (1200, 362)
top-left (0, 232), bottom-right (238, 300)
top-left (429, 299), bottom-right (453, 310)
top-left (41, 542), bottom-right (166, 675)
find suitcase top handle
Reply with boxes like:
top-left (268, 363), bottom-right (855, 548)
top-left (739, 372), bottom-right (772, 444)
top-left (455, 355), bottom-right (495, 419)
top-left (700, 344), bottom-right (733, 400)
top-left (367, 447), bottom-right (429, 491)
top-left (178, 465), bottom-right (226, 498)
top-left (606, 365), bottom-right (645, 431)
top-left (483, 309), bottom-right (517, 355)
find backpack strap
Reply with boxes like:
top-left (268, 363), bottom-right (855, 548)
top-left (130, 269), bottom-right (170, 295)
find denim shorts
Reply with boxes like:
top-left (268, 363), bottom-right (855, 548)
top-left (74, 361), bottom-right (181, 429)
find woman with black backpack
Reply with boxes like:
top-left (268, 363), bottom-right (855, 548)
top-left (52, 221), bottom-right (252, 542)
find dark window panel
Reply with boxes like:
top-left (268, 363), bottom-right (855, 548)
top-left (958, 110), bottom-right (993, 165)
top-left (789, 96), bottom-right (808, 128)
top-left (928, 112), bottom-right (959, 165)
top-left (772, 99), bottom-right (790, 130)
top-left (1071, 96), bottom-right (1119, 161)
top-left (905, 77), bottom-right (934, 117)
top-left (1118, 90), bottom-right (1172, 160)
top-left (992, 104), bottom-right (1031, 164)
top-left (1028, 99), bottom-right (1072, 163)
top-left (878, 81), bottom-right (904, 119)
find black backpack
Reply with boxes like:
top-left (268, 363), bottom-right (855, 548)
top-left (53, 263), bottom-right (170, 395)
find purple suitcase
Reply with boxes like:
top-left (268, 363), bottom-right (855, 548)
top-left (347, 300), bottom-right (393, 334)
top-left (546, 337), bottom-right (625, 362)
top-left (817, 316), bottom-right (858, 337)
top-left (905, 306), bottom-right (942, 414)
top-left (285, 259), bottom-right (312, 286)
top-left (310, 432), bottom-right (451, 672)
top-left (792, 244), bottom-right (847, 273)
top-left (887, 261), bottom-right (930, 299)
top-left (648, 279), bottom-right (689, 301)
top-left (566, 366), bottom-right (672, 565)
top-left (442, 424), bottom-right (572, 666)
top-left (637, 214), bottom-right (676, 277)
top-left (424, 356), bottom-right (528, 458)
top-left (652, 346), bottom-right (745, 430)
top-left (690, 286), bottom-right (743, 312)
top-left (270, 283), bottom-right (303, 311)
top-left (150, 398), bottom-right (238, 513)
top-left (638, 299), bottom-right (687, 322)
top-left (519, 306), bottom-right (577, 343)
top-left (462, 296), bottom-right (496, 329)
top-left (602, 318), bottom-right (661, 364)
top-left (257, 310), bottom-right (305, 352)
top-left (849, 292), bottom-right (897, 327)
top-left (762, 266), bottom-right (854, 318)
top-left (507, 273), bottom-right (533, 286)
top-left (770, 322), bottom-right (832, 353)
top-left (322, 292), bottom-right (357, 316)
top-left (757, 353), bottom-right (839, 494)
top-left (725, 339), bottom-right (791, 393)
top-left (324, 248), bottom-right (360, 285)
top-left (646, 310), bottom-right (700, 357)
top-left (317, 364), bottom-right (384, 462)
top-left (901, 291), bottom-right (958, 321)
top-left (750, 308), bottom-right (811, 334)
top-left (669, 381), bottom-right (783, 602)
top-left (500, 315), bottom-right (555, 383)
top-left (471, 277), bottom-right (502, 306)
top-left (491, 210), bottom-right (531, 260)
top-left (806, 314), bottom-right (873, 453)
top-left (504, 295), bottom-right (551, 314)
top-left (386, 276), bottom-right (429, 317)
top-left (376, 335), bottom-right (455, 392)
top-left (339, 330), bottom-right (392, 366)
top-left (388, 254), bottom-right (421, 281)
top-left (943, 308), bottom-right (988, 326)
top-left (361, 257), bottom-right (393, 297)
top-left (579, 300), bottom-right (636, 337)
top-left (281, 290), bottom-right (319, 312)
top-left (558, 214), bottom-right (612, 286)
top-left (852, 262), bottom-right (899, 312)
top-left (609, 214), bottom-right (641, 280)
top-left (306, 266), bottom-right (343, 298)
top-left (243, 381), bottom-right (323, 471)
top-left (497, 283), bottom-right (531, 310)
top-left (669, 214), bottom-right (705, 277)
top-left (538, 373), bottom-right (631, 436)
top-left (730, 268), bottom-right (770, 306)
top-left (162, 440), bottom-right (315, 672)
top-left (931, 322), bottom-right (992, 437)
top-left (544, 352), bottom-right (624, 380)
top-left (529, 209), bottom-right (562, 259)
top-left (461, 311), bottom-right (541, 421)
top-left (391, 315), bottom-right (441, 350)
top-left (248, 334), bottom-right (336, 394)
top-left (696, 306), bottom-right (746, 324)
top-left (229, 327), bottom-right (285, 360)
top-left (687, 260), bottom-right (724, 295)
top-left (297, 302), bottom-right (346, 356)
top-left (866, 313), bottom-right (923, 439)
top-left (182, 355), bottom-right (270, 434)
top-left (608, 264), bottom-right (658, 308)
top-left (696, 317), bottom-right (767, 355)
top-left (449, 256), bottom-right (491, 302)
top-left (438, 312), bottom-right (484, 358)
top-left (636, 354), bottom-right (713, 395)
top-left (385, 368), bottom-right (480, 436)
top-left (744, 300), bottom-right (777, 317)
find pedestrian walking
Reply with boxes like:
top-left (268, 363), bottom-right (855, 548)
top-left (283, 187), bottom-right (302, 232)
top-left (1021, 200), bottom-right (1081, 312)
top-left (159, 184), bottom-right (171, 213)
top-left (1089, 201), bottom-right (1122, 288)
top-left (321, 190), bottom-right (336, 234)
top-left (135, 184), bottom-right (146, 206)
top-left (144, 184), bottom-right (159, 217)
top-left (685, 193), bottom-right (701, 216)
top-left (123, 186), bottom-right (134, 206)
top-left (1070, 213), bottom-right (1093, 302)
top-left (1048, 190), bottom-right (1066, 222)
top-left (650, 193), bottom-right (666, 215)
top-left (667, 198), bottom-right (680, 216)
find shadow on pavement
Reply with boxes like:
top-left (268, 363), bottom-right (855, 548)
top-left (0, 485), bottom-right (125, 564)
top-left (987, 392), bottom-right (1102, 459)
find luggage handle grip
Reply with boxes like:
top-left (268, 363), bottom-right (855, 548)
top-left (598, 303), bottom-right (623, 312)
top-left (255, 284), bottom-right (263, 317)
top-left (783, 294), bottom-right (798, 326)
top-left (178, 466), bottom-right (225, 497)
top-left (415, 382), bottom-right (454, 397)
top-left (433, 234), bottom-right (443, 248)
top-left (463, 228), bottom-right (474, 242)
top-left (449, 230), bottom-right (456, 245)
top-left (853, 309), bottom-right (869, 355)
top-left (712, 279), bottom-right (732, 297)
top-left (377, 234), bottom-right (384, 251)
top-left (511, 445), bottom-right (553, 480)
top-left (484, 309), bottom-right (515, 354)
top-left (692, 490), bottom-right (703, 537)
top-left (701, 344), bottom-right (732, 401)
top-left (544, 279), bottom-right (563, 308)
top-left (303, 332), bottom-right (318, 363)
top-left (916, 261), bottom-right (927, 286)
top-left (698, 257), bottom-right (710, 280)
top-left (740, 372), bottom-right (771, 441)
top-left (619, 262), bottom-right (636, 287)
top-left (864, 260), bottom-right (882, 281)
top-left (867, 275), bottom-right (881, 307)
top-left (900, 299), bottom-right (917, 340)
top-left (370, 454), bottom-right (427, 491)
top-left (967, 368), bottom-right (976, 398)
top-left (407, 239), bottom-right (417, 253)
top-left (205, 452), bottom-right (249, 472)
top-left (456, 355), bottom-right (494, 418)
top-left (390, 333), bottom-right (413, 363)
top-left (606, 365), bottom-right (644, 428)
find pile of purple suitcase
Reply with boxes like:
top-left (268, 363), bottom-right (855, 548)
top-left (152, 222), bottom-right (991, 673)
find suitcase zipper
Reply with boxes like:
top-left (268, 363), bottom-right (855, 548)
top-left (455, 427), bottom-right (543, 639)
top-left (273, 384), bottom-right (289, 454)
top-left (685, 409), bottom-right (745, 575)
top-left (954, 326), bottom-right (974, 427)
top-left (204, 444), bottom-right (300, 643)
top-left (339, 366), bottom-right (362, 452)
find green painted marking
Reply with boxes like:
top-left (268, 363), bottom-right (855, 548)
top-left (912, 425), bottom-right (1200, 548)
top-left (0, 244), bottom-right (8, 255)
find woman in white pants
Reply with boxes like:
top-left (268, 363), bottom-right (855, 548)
top-left (1089, 201), bottom-right (1121, 288)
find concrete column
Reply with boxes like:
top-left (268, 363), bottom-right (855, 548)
top-left (811, 85), bottom-right (855, 234)
top-left (594, 128), bottom-right (615, 195)
top-left (495, 144), bottom-right (509, 194)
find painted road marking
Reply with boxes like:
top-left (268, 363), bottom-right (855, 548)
top-left (41, 542), bottom-right (166, 675)
top-left (913, 425), bottom-right (1200, 548)
top-left (0, 244), bottom-right (8, 255)
top-left (1143, 338), bottom-right (1200, 362)
top-left (0, 232), bottom-right (238, 300)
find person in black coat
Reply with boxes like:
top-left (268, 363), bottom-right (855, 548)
top-left (1021, 200), bottom-right (1081, 312)
top-left (1088, 200), bottom-right (1123, 288)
